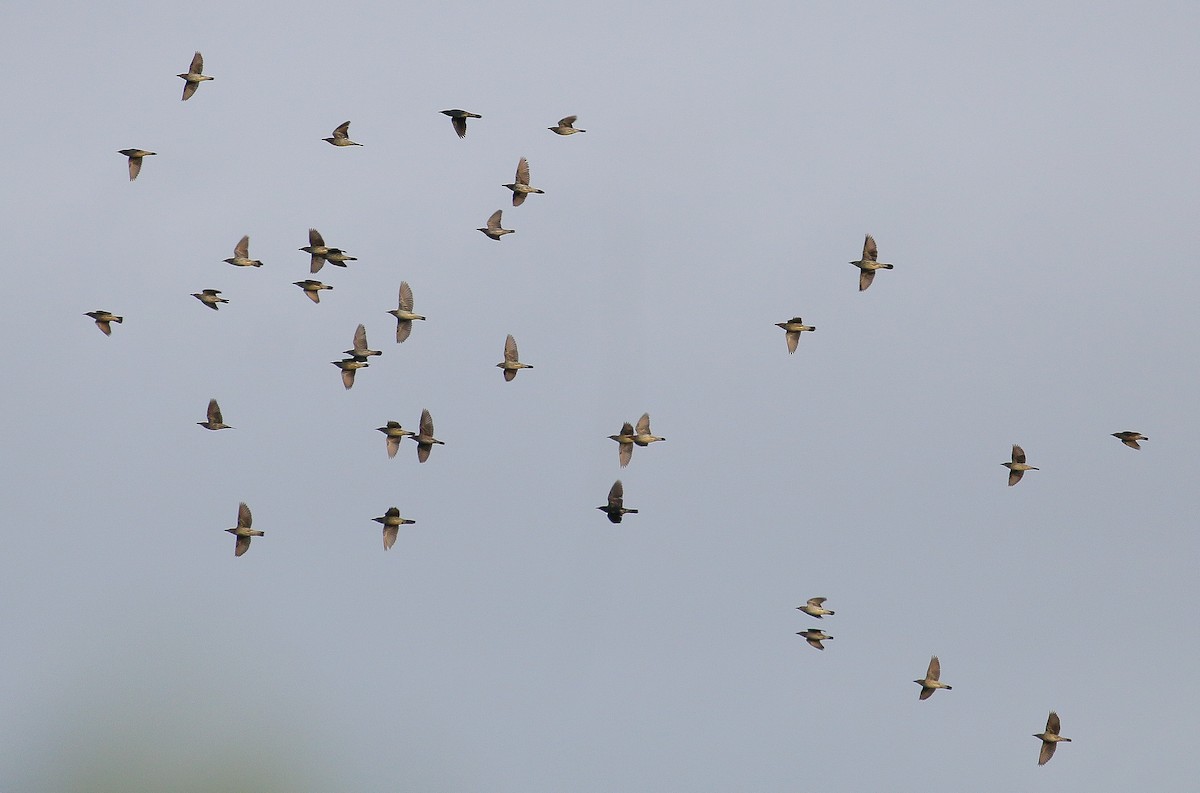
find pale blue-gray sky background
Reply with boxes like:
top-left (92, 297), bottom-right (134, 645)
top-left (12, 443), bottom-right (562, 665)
top-left (2, 1), bottom-right (1198, 790)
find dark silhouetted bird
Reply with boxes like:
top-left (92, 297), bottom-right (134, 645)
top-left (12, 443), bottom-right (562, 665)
top-left (597, 480), bottom-right (638, 523)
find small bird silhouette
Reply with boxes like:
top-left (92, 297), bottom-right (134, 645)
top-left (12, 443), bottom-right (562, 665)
top-left (796, 597), bottom-right (834, 619)
top-left (849, 234), bottom-right (893, 291)
top-left (324, 120), bottom-right (362, 146)
top-left (478, 209), bottom-right (514, 240)
top-left (608, 421), bottom-right (637, 468)
top-left (191, 289), bottom-right (228, 310)
top-left (197, 398), bottom-right (232, 430)
top-left (497, 334), bottom-right (533, 381)
top-left (1033, 711), bottom-right (1071, 765)
top-left (1112, 431), bottom-right (1148, 449)
top-left (411, 408), bottom-right (444, 463)
top-left (913, 656), bottom-right (953, 700)
top-left (85, 310), bottom-right (123, 336)
top-left (1003, 444), bottom-right (1039, 486)
top-left (223, 235), bottom-right (262, 267)
top-left (633, 413), bottom-right (665, 447)
top-left (225, 502), bottom-right (263, 557)
top-left (331, 358), bottom-right (368, 389)
top-left (503, 157), bottom-right (544, 207)
top-left (387, 281), bottom-right (425, 342)
top-left (597, 480), bottom-right (638, 523)
top-left (344, 324), bottom-right (381, 362)
top-left (775, 317), bottom-right (816, 354)
top-left (293, 280), bottom-right (332, 303)
top-left (797, 629), bottom-right (832, 650)
top-left (440, 109), bottom-right (481, 138)
top-left (177, 51), bottom-right (212, 101)
top-left (372, 506), bottom-right (415, 551)
top-left (376, 421), bottom-right (415, 459)
top-left (118, 149), bottom-right (156, 181)
top-left (548, 115), bottom-right (585, 135)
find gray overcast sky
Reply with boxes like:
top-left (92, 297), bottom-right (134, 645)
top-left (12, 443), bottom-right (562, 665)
top-left (3, 1), bottom-right (1198, 790)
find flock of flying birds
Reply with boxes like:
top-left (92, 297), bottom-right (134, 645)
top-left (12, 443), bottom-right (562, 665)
top-left (89, 51), bottom-right (1155, 769)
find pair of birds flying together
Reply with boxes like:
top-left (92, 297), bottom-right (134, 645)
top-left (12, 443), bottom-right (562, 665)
top-left (375, 409), bottom-right (444, 462)
top-left (608, 413), bottom-right (666, 468)
top-left (796, 597), bottom-right (835, 649)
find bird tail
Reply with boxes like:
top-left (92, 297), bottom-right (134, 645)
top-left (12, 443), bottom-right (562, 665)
top-left (881, 263), bottom-right (894, 269)
top-left (114, 316), bottom-right (124, 323)
top-left (250, 530), bottom-right (265, 536)
top-left (627, 509), bottom-right (639, 514)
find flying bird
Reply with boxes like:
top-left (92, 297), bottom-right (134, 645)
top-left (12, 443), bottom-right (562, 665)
top-left (331, 358), bottom-right (368, 389)
top-left (223, 235), bottom-right (262, 267)
top-left (372, 506), bottom-right (415, 551)
top-left (411, 408), bottom-right (444, 463)
top-left (344, 324), bottom-right (381, 362)
top-left (293, 280), bottom-right (332, 303)
top-left (118, 149), bottom-right (156, 181)
top-left (849, 234), bottom-right (893, 291)
top-left (913, 656), bottom-right (953, 700)
top-left (633, 413), bottom-right (665, 447)
top-left (1003, 444), bottom-right (1039, 486)
top-left (387, 281), bottom-right (425, 342)
top-left (177, 51), bottom-right (212, 101)
top-left (796, 598), bottom-right (834, 619)
top-left (548, 115), bottom-right (585, 135)
top-left (324, 121), bottom-right (362, 146)
top-left (225, 502), bottom-right (263, 557)
top-left (597, 480), bottom-right (638, 523)
top-left (477, 209), bottom-right (514, 240)
top-left (197, 398), bottom-right (232, 430)
top-left (1033, 711), bottom-right (1071, 765)
top-left (191, 289), bottom-right (228, 310)
top-left (440, 108), bottom-right (481, 138)
top-left (376, 421), bottom-right (415, 458)
top-left (85, 310), bottom-right (123, 336)
top-left (797, 629), bottom-right (832, 650)
top-left (1112, 431), bottom-right (1148, 449)
top-left (503, 157), bottom-right (544, 206)
top-left (497, 334), bottom-right (532, 381)
top-left (608, 421), bottom-right (636, 468)
top-left (775, 317), bottom-right (816, 354)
